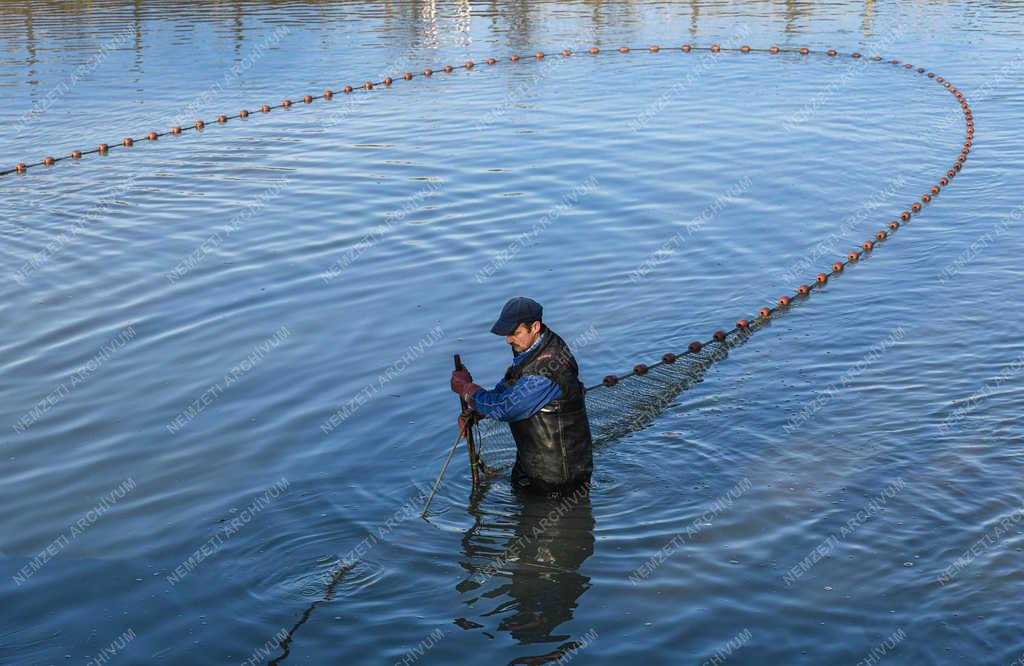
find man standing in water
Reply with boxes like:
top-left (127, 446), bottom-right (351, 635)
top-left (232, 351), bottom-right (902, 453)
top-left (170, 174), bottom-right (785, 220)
top-left (451, 297), bottom-right (593, 495)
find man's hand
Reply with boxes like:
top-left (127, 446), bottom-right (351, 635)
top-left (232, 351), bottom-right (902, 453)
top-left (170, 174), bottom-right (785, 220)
top-left (451, 368), bottom-right (476, 395)
top-left (458, 409), bottom-right (479, 435)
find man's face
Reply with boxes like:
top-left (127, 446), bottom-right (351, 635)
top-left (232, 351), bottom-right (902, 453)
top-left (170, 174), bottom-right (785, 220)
top-left (506, 321), bottom-right (542, 353)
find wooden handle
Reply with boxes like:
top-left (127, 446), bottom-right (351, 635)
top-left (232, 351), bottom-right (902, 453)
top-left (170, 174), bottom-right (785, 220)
top-left (453, 354), bottom-right (479, 488)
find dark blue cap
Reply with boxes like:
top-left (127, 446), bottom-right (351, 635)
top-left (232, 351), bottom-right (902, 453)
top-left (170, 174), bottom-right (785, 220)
top-left (490, 297), bottom-right (543, 335)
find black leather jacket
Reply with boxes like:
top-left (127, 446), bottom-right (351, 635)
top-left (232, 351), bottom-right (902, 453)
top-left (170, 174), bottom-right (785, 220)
top-left (502, 326), bottom-right (593, 492)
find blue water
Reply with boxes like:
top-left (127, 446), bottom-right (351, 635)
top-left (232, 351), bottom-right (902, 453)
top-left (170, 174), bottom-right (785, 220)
top-left (1, 1), bottom-right (1022, 664)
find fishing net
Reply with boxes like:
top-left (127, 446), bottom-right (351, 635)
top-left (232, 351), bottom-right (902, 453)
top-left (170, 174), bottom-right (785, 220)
top-left (473, 323), bottom-right (760, 472)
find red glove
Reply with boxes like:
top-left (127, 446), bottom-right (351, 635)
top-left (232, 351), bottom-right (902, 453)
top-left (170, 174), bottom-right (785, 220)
top-left (451, 368), bottom-right (476, 396)
top-left (458, 409), bottom-right (479, 434)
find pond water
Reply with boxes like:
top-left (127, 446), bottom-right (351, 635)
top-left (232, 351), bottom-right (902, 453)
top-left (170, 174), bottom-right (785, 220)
top-left (1, 1), bottom-right (1023, 664)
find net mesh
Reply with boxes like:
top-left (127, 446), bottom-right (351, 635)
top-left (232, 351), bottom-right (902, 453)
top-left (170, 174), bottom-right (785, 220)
top-left (445, 44), bottom-right (971, 480)
top-left (473, 325), bottom-right (756, 471)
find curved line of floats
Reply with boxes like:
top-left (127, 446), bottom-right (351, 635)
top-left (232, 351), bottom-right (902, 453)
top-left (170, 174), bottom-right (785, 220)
top-left (582, 47), bottom-right (971, 391)
top-left (4, 44), bottom-right (972, 392)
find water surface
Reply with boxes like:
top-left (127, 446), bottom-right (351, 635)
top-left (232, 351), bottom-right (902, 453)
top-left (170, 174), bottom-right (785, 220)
top-left (1, 1), bottom-right (1023, 664)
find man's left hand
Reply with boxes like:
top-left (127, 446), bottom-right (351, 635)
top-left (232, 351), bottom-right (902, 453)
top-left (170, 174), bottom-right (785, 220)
top-left (451, 368), bottom-right (476, 396)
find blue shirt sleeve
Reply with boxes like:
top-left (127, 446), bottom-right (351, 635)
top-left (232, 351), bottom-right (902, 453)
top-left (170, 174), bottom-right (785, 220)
top-left (471, 375), bottom-right (562, 422)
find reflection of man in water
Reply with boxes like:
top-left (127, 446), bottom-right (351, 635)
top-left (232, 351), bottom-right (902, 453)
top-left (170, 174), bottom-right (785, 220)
top-left (450, 297), bottom-right (593, 496)
top-left (458, 485), bottom-right (595, 646)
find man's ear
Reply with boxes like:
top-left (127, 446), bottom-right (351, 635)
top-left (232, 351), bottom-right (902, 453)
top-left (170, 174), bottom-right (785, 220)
top-left (531, 321), bottom-right (542, 335)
